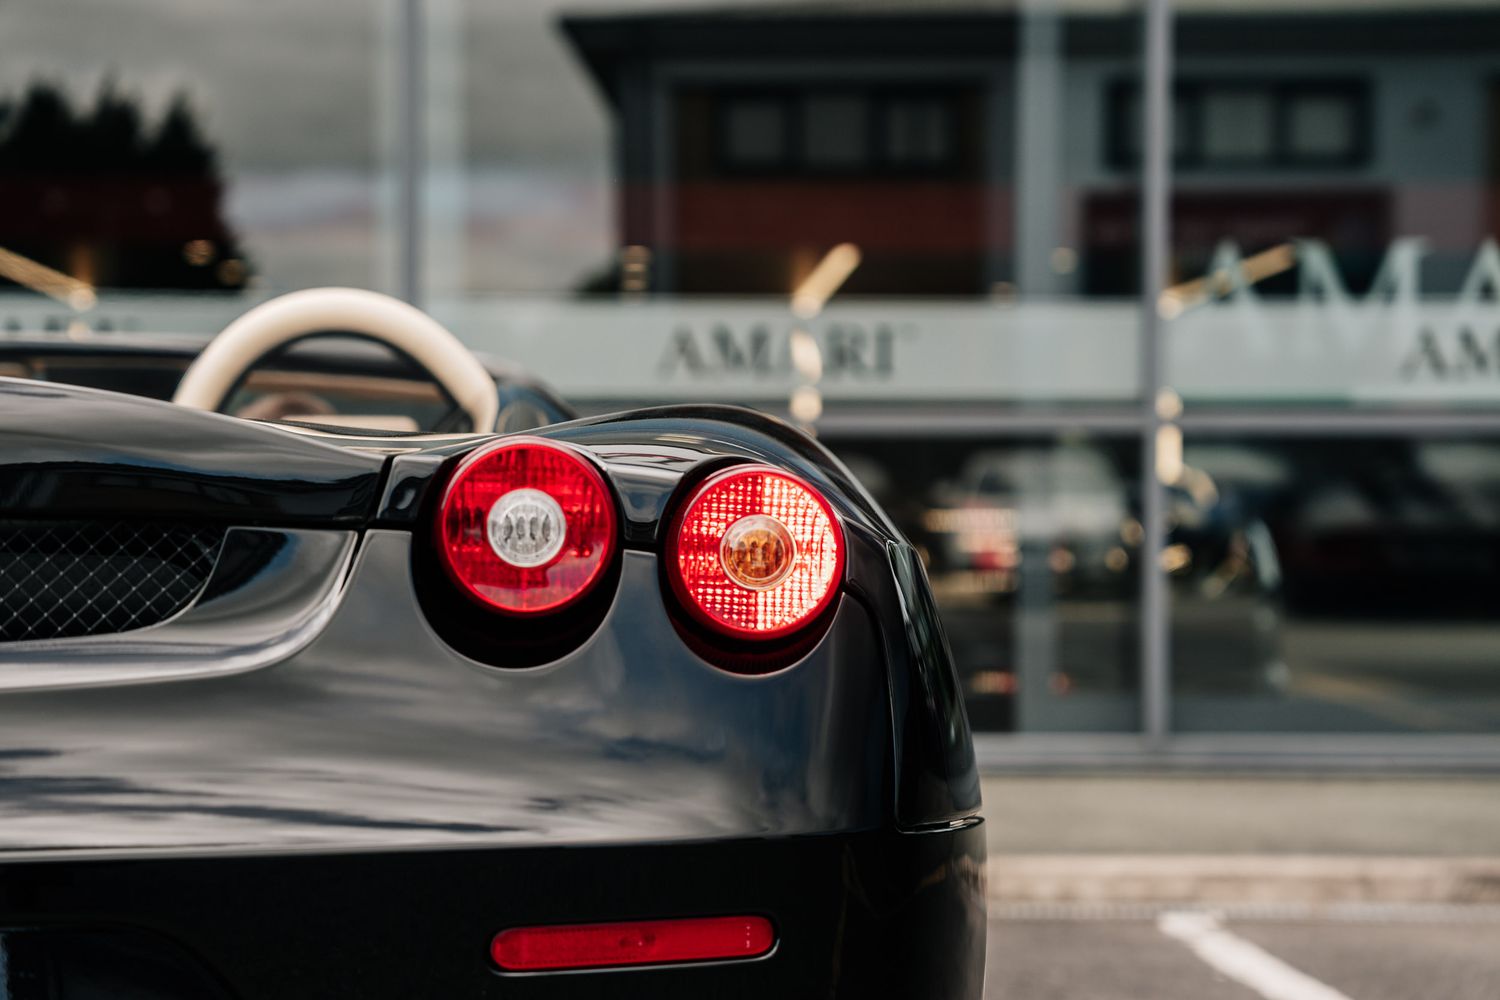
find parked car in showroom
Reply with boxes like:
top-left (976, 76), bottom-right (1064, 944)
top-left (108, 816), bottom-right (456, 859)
top-left (835, 441), bottom-right (1285, 731)
top-left (0, 288), bottom-right (985, 999)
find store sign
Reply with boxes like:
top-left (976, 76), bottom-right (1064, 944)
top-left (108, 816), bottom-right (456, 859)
top-left (1170, 238), bottom-right (1500, 401)
top-left (1387, 242), bottom-right (1500, 385)
top-left (428, 298), bottom-right (1140, 402)
top-left (656, 321), bottom-right (898, 380)
top-left (6, 238), bottom-right (1500, 407)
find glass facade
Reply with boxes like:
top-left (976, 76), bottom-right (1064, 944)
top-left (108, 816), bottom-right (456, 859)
top-left (1164, 7), bottom-right (1500, 408)
top-left (832, 435), bottom-right (1144, 734)
top-left (1173, 436), bottom-right (1500, 734)
top-left (5, 0), bottom-right (1500, 757)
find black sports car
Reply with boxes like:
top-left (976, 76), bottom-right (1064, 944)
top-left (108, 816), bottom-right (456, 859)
top-left (0, 289), bottom-right (985, 998)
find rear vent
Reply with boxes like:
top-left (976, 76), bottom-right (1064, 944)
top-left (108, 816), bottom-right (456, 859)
top-left (0, 521), bottom-right (222, 643)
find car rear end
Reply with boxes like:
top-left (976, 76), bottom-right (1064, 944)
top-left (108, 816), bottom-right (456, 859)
top-left (0, 378), bottom-right (984, 998)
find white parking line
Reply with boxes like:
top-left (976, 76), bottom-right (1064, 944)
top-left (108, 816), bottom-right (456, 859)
top-left (990, 901), bottom-right (1500, 924)
top-left (1158, 910), bottom-right (1355, 1000)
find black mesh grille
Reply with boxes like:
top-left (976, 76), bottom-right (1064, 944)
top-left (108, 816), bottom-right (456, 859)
top-left (0, 521), bottom-right (222, 643)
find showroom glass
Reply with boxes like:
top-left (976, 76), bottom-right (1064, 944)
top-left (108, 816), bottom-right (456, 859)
top-left (0, 0), bottom-right (395, 334)
top-left (1160, 1), bottom-right (1500, 735)
top-left (1162, 3), bottom-right (1500, 409)
top-left (1173, 436), bottom-right (1500, 733)
top-left (7, 0), bottom-right (1500, 749)
top-left (827, 436), bottom-right (1142, 733)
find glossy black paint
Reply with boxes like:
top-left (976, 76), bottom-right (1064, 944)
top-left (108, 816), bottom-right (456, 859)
top-left (0, 377), bottom-right (383, 524)
top-left (0, 376), bottom-right (984, 996)
top-left (876, 539), bottom-right (983, 827)
top-left (0, 927), bottom-right (235, 999)
top-left (0, 822), bottom-right (985, 999)
top-left (0, 528), bottom-right (355, 693)
top-left (0, 533), bottom-right (890, 848)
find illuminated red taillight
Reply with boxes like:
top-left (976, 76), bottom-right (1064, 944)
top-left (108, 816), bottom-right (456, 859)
top-left (436, 437), bottom-right (616, 614)
top-left (490, 915), bottom-right (775, 972)
top-left (667, 466), bottom-right (844, 639)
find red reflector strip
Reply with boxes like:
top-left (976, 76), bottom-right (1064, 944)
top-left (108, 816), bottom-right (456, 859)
top-left (490, 915), bottom-right (775, 972)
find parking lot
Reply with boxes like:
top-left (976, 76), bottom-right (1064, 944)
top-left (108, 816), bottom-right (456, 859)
top-left (984, 905), bottom-right (1500, 999)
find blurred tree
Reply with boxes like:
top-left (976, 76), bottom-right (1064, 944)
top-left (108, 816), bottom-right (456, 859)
top-left (144, 93), bottom-right (216, 175)
top-left (0, 79), bottom-right (252, 293)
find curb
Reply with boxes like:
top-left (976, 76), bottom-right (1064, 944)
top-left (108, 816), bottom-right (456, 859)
top-left (988, 855), bottom-right (1500, 904)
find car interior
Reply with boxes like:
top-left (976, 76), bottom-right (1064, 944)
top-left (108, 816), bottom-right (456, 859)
top-left (0, 289), bottom-right (572, 435)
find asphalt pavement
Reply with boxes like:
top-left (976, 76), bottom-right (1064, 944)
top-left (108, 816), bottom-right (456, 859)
top-left (982, 775), bottom-right (1500, 857)
top-left (984, 905), bottom-right (1500, 1000)
top-left (979, 775), bottom-right (1500, 996)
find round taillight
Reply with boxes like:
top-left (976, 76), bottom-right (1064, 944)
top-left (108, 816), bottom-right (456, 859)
top-left (667, 465), bottom-right (844, 640)
top-left (436, 437), bottom-right (617, 615)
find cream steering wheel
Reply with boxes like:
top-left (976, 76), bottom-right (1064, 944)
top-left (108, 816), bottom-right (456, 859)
top-left (172, 287), bottom-right (500, 432)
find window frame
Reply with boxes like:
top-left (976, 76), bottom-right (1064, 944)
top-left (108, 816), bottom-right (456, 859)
top-left (711, 84), bottom-right (967, 179)
top-left (1105, 77), bottom-right (1372, 172)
